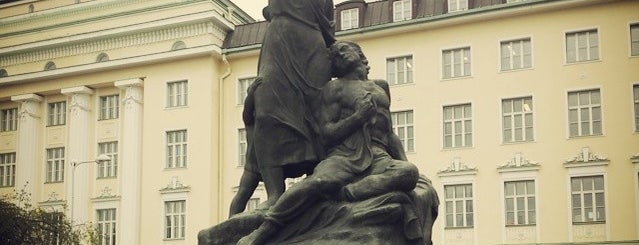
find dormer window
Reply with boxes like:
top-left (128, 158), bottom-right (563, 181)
top-left (341, 8), bottom-right (359, 30)
top-left (393, 0), bottom-right (412, 22)
top-left (449, 0), bottom-right (469, 12)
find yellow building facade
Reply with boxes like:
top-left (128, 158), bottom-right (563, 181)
top-left (1, 0), bottom-right (638, 244)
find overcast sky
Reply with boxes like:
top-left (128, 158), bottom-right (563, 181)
top-left (232, 0), bottom-right (360, 21)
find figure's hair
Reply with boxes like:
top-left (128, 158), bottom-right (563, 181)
top-left (329, 40), bottom-right (362, 78)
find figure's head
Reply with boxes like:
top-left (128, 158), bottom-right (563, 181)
top-left (329, 41), bottom-right (369, 79)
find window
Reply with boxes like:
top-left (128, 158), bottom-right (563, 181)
top-left (501, 38), bottom-right (532, 71)
top-left (47, 102), bottom-right (66, 126)
top-left (46, 148), bottom-right (65, 183)
top-left (43, 212), bottom-right (63, 244)
top-left (448, 0), bottom-right (468, 12)
top-left (97, 142), bottom-right (118, 178)
top-left (391, 110), bottom-right (414, 152)
top-left (502, 97), bottom-right (534, 143)
top-left (237, 77), bottom-right (255, 104)
top-left (99, 95), bottom-right (119, 120)
top-left (634, 85), bottom-right (639, 131)
top-left (165, 200), bottom-right (186, 240)
top-left (386, 56), bottom-right (413, 85)
top-left (167, 81), bottom-right (188, 107)
top-left (442, 47), bottom-right (471, 79)
top-left (44, 61), bottom-right (56, 70)
top-left (505, 181), bottom-right (536, 225)
top-left (566, 29), bottom-right (599, 63)
top-left (444, 184), bottom-right (473, 227)
top-left (0, 108), bottom-right (18, 132)
top-left (246, 198), bottom-right (260, 211)
top-left (166, 130), bottom-right (187, 168)
top-left (392, 0), bottom-right (411, 21)
top-left (571, 175), bottom-right (605, 223)
top-left (0, 153), bottom-right (16, 187)
top-left (630, 24), bottom-right (638, 56)
top-left (568, 89), bottom-right (602, 137)
top-left (238, 129), bottom-right (247, 167)
top-left (96, 208), bottom-right (116, 245)
top-left (443, 104), bottom-right (472, 148)
top-left (341, 8), bottom-right (359, 30)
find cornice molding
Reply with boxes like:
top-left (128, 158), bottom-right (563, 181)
top-left (565, 147), bottom-right (609, 165)
top-left (0, 21), bottom-right (224, 67)
top-left (497, 152), bottom-right (540, 173)
top-left (160, 176), bottom-right (191, 194)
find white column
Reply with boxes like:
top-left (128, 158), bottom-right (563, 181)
top-left (61, 86), bottom-right (94, 223)
top-left (11, 94), bottom-right (43, 200)
top-left (115, 78), bottom-right (143, 245)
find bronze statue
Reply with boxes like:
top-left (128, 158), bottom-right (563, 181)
top-left (229, 0), bottom-right (336, 216)
top-left (236, 41), bottom-right (426, 245)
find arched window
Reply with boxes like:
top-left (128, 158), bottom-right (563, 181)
top-left (96, 53), bottom-right (109, 62)
top-left (44, 61), bottom-right (56, 71)
top-left (28, 4), bottom-right (34, 13)
top-left (171, 41), bottom-right (186, 51)
top-left (0, 69), bottom-right (7, 78)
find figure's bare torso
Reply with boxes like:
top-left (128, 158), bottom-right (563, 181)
top-left (337, 79), bottom-right (392, 146)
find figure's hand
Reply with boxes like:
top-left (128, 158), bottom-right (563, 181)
top-left (356, 94), bottom-right (375, 121)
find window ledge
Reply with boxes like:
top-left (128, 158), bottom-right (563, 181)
top-left (441, 146), bottom-right (474, 151)
top-left (389, 82), bottom-right (415, 88)
top-left (96, 176), bottom-right (118, 180)
top-left (572, 221), bottom-right (606, 225)
top-left (164, 105), bottom-right (189, 111)
top-left (164, 167), bottom-right (188, 171)
top-left (564, 59), bottom-right (602, 66)
top-left (97, 118), bottom-right (119, 122)
top-left (44, 181), bottom-right (64, 184)
top-left (163, 238), bottom-right (186, 241)
top-left (0, 185), bottom-right (15, 188)
top-left (499, 67), bottom-right (534, 74)
top-left (444, 226), bottom-right (474, 230)
top-left (501, 140), bottom-right (536, 146)
top-left (505, 224), bottom-right (536, 227)
top-left (441, 75), bottom-right (473, 82)
top-left (567, 134), bottom-right (605, 140)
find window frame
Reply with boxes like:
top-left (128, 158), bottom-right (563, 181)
top-left (448, 0), bottom-right (469, 12)
top-left (392, 0), bottom-right (412, 22)
top-left (633, 83), bottom-right (639, 132)
top-left (166, 130), bottom-right (188, 169)
top-left (164, 200), bottom-right (186, 240)
top-left (504, 180), bottom-right (536, 226)
top-left (97, 141), bottom-right (118, 179)
top-left (0, 108), bottom-right (18, 132)
top-left (45, 147), bottom-right (65, 183)
top-left (47, 101), bottom-right (66, 126)
top-left (386, 55), bottom-right (414, 86)
top-left (501, 96), bottom-right (534, 144)
top-left (629, 22), bottom-right (639, 57)
top-left (391, 110), bottom-right (415, 152)
top-left (99, 94), bottom-right (119, 121)
top-left (166, 80), bottom-right (189, 108)
top-left (442, 46), bottom-right (472, 79)
top-left (442, 103), bottom-right (473, 149)
top-left (566, 88), bottom-right (603, 138)
top-left (565, 28), bottom-right (600, 64)
top-left (0, 152), bottom-right (16, 187)
top-left (570, 175), bottom-right (606, 224)
top-left (237, 77), bottom-right (255, 105)
top-left (444, 183), bottom-right (474, 228)
top-left (238, 128), bottom-right (247, 167)
top-left (96, 208), bottom-right (117, 245)
top-left (499, 37), bottom-right (533, 71)
top-left (340, 8), bottom-right (359, 30)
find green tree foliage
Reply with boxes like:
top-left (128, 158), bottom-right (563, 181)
top-left (0, 187), bottom-right (98, 245)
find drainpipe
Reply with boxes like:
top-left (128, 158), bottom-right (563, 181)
top-left (217, 54), bottom-right (231, 222)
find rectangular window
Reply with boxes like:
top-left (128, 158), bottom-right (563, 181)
top-left (566, 29), bottom-right (599, 63)
top-left (501, 38), bottom-right (532, 71)
top-left (47, 102), bottom-right (66, 126)
top-left (442, 47), bottom-right (471, 79)
top-left (165, 200), bottom-right (186, 240)
top-left (99, 95), bottom-right (119, 120)
top-left (0, 108), bottom-right (18, 132)
top-left (237, 77), bottom-right (255, 105)
top-left (571, 175), bottom-right (605, 223)
top-left (444, 184), bottom-right (474, 227)
top-left (238, 128), bottom-right (247, 167)
top-left (391, 110), bottom-right (414, 152)
top-left (568, 89), bottom-right (602, 137)
top-left (96, 208), bottom-right (116, 245)
top-left (386, 56), bottom-right (413, 85)
top-left (443, 104), bottom-right (472, 148)
top-left (0, 153), bottom-right (16, 187)
top-left (167, 81), bottom-right (188, 107)
top-left (630, 24), bottom-right (639, 56)
top-left (341, 8), bottom-right (359, 30)
top-left (46, 148), bottom-right (65, 183)
top-left (634, 85), bottom-right (639, 131)
top-left (448, 0), bottom-right (468, 12)
top-left (97, 142), bottom-right (118, 178)
top-left (166, 130), bottom-right (187, 168)
top-left (246, 198), bottom-right (260, 212)
top-left (505, 181), bottom-right (536, 225)
top-left (44, 212), bottom-right (63, 244)
top-left (502, 97), bottom-right (534, 143)
top-left (393, 0), bottom-right (411, 22)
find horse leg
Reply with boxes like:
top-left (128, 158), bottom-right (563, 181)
top-left (260, 166), bottom-right (285, 210)
top-left (229, 170), bottom-right (260, 217)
